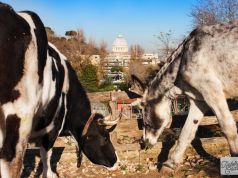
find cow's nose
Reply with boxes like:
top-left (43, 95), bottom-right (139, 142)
top-left (106, 161), bottom-right (119, 171)
top-left (106, 151), bottom-right (120, 171)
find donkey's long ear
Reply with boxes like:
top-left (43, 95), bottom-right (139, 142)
top-left (130, 75), bottom-right (145, 96)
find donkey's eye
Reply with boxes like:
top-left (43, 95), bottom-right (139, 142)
top-left (144, 123), bottom-right (153, 129)
top-left (141, 102), bottom-right (146, 107)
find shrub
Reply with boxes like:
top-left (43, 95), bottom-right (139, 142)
top-left (111, 66), bottom-right (123, 73)
top-left (98, 83), bottom-right (115, 92)
top-left (79, 63), bottom-right (99, 92)
top-left (116, 82), bottom-right (130, 91)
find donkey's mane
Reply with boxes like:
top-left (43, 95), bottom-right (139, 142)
top-left (149, 38), bottom-right (186, 86)
top-left (145, 28), bottom-right (198, 97)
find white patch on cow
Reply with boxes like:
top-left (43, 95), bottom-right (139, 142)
top-left (33, 94), bottom-right (67, 139)
top-left (52, 58), bottom-right (59, 72)
top-left (58, 95), bottom-right (67, 135)
top-left (0, 13), bottom-right (44, 177)
top-left (31, 43), bottom-right (70, 138)
top-left (40, 147), bottom-right (58, 178)
top-left (1, 159), bottom-right (11, 178)
top-left (41, 54), bottom-right (56, 111)
top-left (48, 43), bottom-right (69, 93)
top-left (48, 42), bottom-right (67, 61)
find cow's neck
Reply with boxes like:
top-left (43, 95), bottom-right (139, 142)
top-left (65, 61), bottom-right (92, 139)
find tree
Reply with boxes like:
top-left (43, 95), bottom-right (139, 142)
top-left (190, 0), bottom-right (238, 27)
top-left (154, 30), bottom-right (176, 61)
top-left (97, 40), bottom-right (108, 79)
top-left (65, 30), bottom-right (77, 37)
top-left (76, 29), bottom-right (86, 44)
top-left (130, 44), bottom-right (144, 61)
top-left (45, 27), bottom-right (55, 41)
top-left (99, 40), bottom-right (108, 60)
top-left (110, 66), bottom-right (123, 73)
top-left (79, 63), bottom-right (99, 92)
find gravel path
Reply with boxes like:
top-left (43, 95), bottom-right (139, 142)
top-left (20, 136), bottom-right (228, 178)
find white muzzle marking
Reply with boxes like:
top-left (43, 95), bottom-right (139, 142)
top-left (105, 151), bottom-right (120, 171)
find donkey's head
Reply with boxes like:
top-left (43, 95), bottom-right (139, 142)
top-left (141, 89), bottom-right (172, 145)
top-left (130, 75), bottom-right (172, 146)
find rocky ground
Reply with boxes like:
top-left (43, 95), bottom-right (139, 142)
top-left (21, 136), bottom-right (229, 178)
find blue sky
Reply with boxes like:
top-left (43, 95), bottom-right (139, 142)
top-left (4, 0), bottom-right (197, 52)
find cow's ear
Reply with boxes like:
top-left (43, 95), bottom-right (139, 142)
top-left (130, 75), bottom-right (145, 96)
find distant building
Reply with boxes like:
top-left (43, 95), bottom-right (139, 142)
top-left (104, 34), bottom-right (131, 72)
top-left (141, 53), bottom-right (160, 65)
top-left (112, 34), bottom-right (129, 55)
top-left (93, 34), bottom-right (160, 75)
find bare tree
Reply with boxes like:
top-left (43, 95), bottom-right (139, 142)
top-left (97, 40), bottom-right (108, 79)
top-left (190, 0), bottom-right (238, 27)
top-left (130, 44), bottom-right (144, 61)
top-left (76, 29), bottom-right (86, 44)
top-left (99, 40), bottom-right (108, 59)
top-left (154, 31), bottom-right (176, 61)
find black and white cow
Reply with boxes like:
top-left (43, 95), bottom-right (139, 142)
top-left (0, 3), bottom-right (119, 178)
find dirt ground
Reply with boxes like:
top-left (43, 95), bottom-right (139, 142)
top-left (21, 136), bottom-right (228, 178)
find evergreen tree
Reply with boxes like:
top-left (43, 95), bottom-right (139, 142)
top-left (79, 63), bottom-right (99, 92)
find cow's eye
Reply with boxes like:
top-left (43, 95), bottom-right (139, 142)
top-left (86, 135), bottom-right (92, 140)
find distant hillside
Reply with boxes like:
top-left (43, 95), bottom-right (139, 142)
top-left (45, 27), bottom-right (107, 76)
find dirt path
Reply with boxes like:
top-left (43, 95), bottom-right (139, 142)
top-left (21, 136), bottom-right (227, 178)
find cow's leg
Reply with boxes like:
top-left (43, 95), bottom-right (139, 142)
top-left (40, 147), bottom-right (58, 178)
top-left (0, 107), bottom-right (5, 178)
top-left (39, 127), bottom-right (62, 178)
top-left (69, 130), bottom-right (83, 167)
top-left (163, 99), bottom-right (207, 169)
top-left (0, 114), bottom-right (32, 178)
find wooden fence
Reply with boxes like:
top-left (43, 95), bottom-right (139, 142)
top-left (111, 98), bottom-right (238, 153)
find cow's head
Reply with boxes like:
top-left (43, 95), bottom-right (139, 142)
top-left (130, 75), bottom-right (172, 147)
top-left (79, 113), bottom-right (121, 170)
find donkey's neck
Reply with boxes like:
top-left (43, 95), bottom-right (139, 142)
top-left (148, 39), bottom-right (187, 98)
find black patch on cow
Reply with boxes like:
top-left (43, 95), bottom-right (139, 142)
top-left (48, 45), bottom-right (61, 80)
top-left (63, 61), bottom-right (92, 140)
top-left (42, 93), bottom-right (66, 151)
top-left (0, 114), bottom-right (20, 161)
top-left (0, 2), bottom-right (13, 10)
top-left (0, 4), bottom-right (31, 104)
top-left (20, 11), bottom-right (48, 83)
top-left (51, 59), bottom-right (57, 81)
top-left (34, 46), bottom-right (65, 132)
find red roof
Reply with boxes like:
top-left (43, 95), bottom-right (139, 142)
top-left (115, 98), bottom-right (137, 104)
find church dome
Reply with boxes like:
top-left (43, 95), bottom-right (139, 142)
top-left (112, 34), bottom-right (128, 54)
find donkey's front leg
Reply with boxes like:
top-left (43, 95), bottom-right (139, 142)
top-left (163, 99), bottom-right (207, 169)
